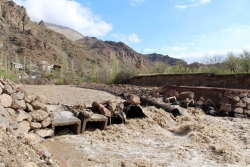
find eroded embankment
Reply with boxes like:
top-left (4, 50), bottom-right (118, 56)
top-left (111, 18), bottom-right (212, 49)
top-left (129, 73), bottom-right (250, 89)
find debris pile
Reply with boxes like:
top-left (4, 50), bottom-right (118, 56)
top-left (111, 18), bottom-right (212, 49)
top-left (0, 77), bottom-right (59, 166)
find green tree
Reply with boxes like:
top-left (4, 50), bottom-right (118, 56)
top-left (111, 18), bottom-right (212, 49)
top-left (154, 61), bottom-right (168, 74)
top-left (239, 50), bottom-right (250, 73)
top-left (224, 52), bottom-right (239, 73)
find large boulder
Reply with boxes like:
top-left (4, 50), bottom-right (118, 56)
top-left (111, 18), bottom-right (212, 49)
top-left (92, 102), bottom-right (111, 117)
top-left (35, 129), bottom-right (54, 138)
top-left (219, 103), bottom-right (232, 113)
top-left (234, 108), bottom-right (244, 114)
top-left (16, 110), bottom-right (29, 122)
top-left (0, 104), bottom-right (10, 118)
top-left (235, 102), bottom-right (247, 108)
top-left (3, 84), bottom-right (13, 94)
top-left (41, 117), bottom-right (51, 128)
top-left (231, 96), bottom-right (240, 103)
top-left (30, 110), bottom-right (49, 122)
top-left (11, 100), bottom-right (26, 110)
top-left (19, 121), bottom-right (30, 133)
top-left (0, 94), bottom-right (12, 108)
top-left (30, 122), bottom-right (42, 129)
top-left (11, 92), bottom-right (24, 101)
top-left (31, 100), bottom-right (43, 110)
top-left (35, 95), bottom-right (47, 104)
top-left (127, 94), bottom-right (140, 106)
top-left (241, 97), bottom-right (250, 104)
top-left (26, 103), bottom-right (33, 112)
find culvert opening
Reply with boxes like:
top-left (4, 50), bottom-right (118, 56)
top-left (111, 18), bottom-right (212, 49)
top-left (110, 117), bottom-right (123, 124)
top-left (126, 106), bottom-right (146, 119)
top-left (85, 121), bottom-right (106, 131)
top-left (54, 124), bottom-right (79, 136)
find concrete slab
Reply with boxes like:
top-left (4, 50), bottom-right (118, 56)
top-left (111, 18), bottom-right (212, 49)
top-left (78, 113), bottom-right (108, 133)
top-left (51, 111), bottom-right (81, 135)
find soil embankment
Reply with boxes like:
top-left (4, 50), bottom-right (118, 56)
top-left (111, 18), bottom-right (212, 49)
top-left (129, 73), bottom-right (250, 89)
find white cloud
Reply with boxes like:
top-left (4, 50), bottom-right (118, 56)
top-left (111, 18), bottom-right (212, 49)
top-left (13, 0), bottom-right (112, 37)
top-left (128, 33), bottom-right (140, 43)
top-left (111, 33), bottom-right (141, 44)
top-left (176, 5), bottom-right (188, 9)
top-left (163, 46), bottom-right (187, 51)
top-left (175, 0), bottom-right (209, 9)
top-left (199, 0), bottom-right (211, 4)
top-left (131, 0), bottom-right (144, 6)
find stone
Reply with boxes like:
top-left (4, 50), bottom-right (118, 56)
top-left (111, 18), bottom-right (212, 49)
top-left (0, 104), bottom-right (10, 118)
top-left (19, 121), bottom-right (30, 133)
top-left (219, 103), bottom-right (232, 113)
top-left (179, 91), bottom-right (194, 100)
top-left (0, 94), bottom-right (12, 108)
top-left (234, 108), bottom-right (244, 114)
top-left (16, 110), bottom-right (29, 122)
top-left (35, 129), bottom-right (54, 138)
top-left (235, 102), bottom-right (247, 108)
top-left (0, 87), bottom-right (2, 94)
top-left (151, 91), bottom-right (159, 98)
top-left (107, 101), bottom-right (116, 112)
top-left (234, 113), bottom-right (247, 118)
top-left (3, 84), bottom-right (13, 94)
top-left (195, 101), bottom-right (204, 108)
top-left (181, 98), bottom-right (191, 108)
top-left (204, 99), bottom-right (214, 107)
top-left (31, 110), bottom-right (49, 122)
top-left (35, 95), bottom-right (47, 104)
top-left (248, 93), bottom-right (250, 98)
top-left (241, 97), bottom-right (250, 104)
top-left (231, 96), bottom-right (240, 103)
top-left (41, 117), bottom-right (51, 128)
top-left (26, 103), bottom-right (33, 112)
top-left (11, 92), bottom-right (24, 100)
top-left (24, 162), bottom-right (39, 167)
top-left (239, 92), bottom-right (248, 98)
top-left (12, 100), bottom-right (26, 110)
top-left (127, 94), bottom-right (140, 105)
top-left (0, 82), bottom-right (4, 89)
top-left (247, 104), bottom-right (250, 110)
top-left (244, 110), bottom-right (250, 116)
top-left (24, 133), bottom-right (43, 144)
top-left (6, 108), bottom-right (16, 117)
top-left (24, 94), bottom-right (34, 103)
top-left (92, 102), bottom-right (111, 117)
top-left (31, 100), bottom-right (43, 110)
top-left (30, 122), bottom-right (42, 129)
top-left (167, 90), bottom-right (179, 99)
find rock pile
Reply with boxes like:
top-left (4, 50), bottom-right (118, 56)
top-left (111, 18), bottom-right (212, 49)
top-left (0, 77), bottom-right (58, 166)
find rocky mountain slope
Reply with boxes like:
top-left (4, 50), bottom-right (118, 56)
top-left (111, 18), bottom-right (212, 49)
top-left (44, 22), bottom-right (84, 41)
top-left (0, 0), bottom-right (178, 75)
top-left (146, 53), bottom-right (179, 65)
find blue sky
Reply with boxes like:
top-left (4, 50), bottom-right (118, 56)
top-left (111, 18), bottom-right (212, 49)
top-left (14, 0), bottom-right (250, 63)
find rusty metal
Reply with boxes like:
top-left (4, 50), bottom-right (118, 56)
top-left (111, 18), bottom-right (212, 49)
top-left (140, 96), bottom-right (181, 117)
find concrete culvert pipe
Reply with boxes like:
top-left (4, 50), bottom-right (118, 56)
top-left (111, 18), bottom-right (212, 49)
top-left (140, 96), bottom-right (181, 117)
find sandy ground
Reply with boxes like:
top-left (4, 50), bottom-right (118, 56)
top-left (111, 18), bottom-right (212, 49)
top-left (22, 85), bottom-right (250, 167)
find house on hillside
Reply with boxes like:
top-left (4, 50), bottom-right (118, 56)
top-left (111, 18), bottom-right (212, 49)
top-left (11, 62), bottom-right (23, 71)
top-left (37, 61), bottom-right (61, 73)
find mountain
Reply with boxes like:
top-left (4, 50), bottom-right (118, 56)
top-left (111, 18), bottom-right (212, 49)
top-left (44, 22), bottom-right (84, 41)
top-left (145, 53), bottom-right (179, 65)
top-left (0, 0), bottom-right (179, 76)
top-left (77, 37), bottom-right (151, 68)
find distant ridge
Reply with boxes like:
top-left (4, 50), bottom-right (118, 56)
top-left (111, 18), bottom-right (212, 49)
top-left (44, 22), bottom-right (84, 41)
